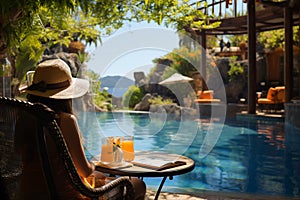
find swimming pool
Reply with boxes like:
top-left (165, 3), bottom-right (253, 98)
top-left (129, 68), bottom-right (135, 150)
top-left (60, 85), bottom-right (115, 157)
top-left (78, 111), bottom-right (300, 199)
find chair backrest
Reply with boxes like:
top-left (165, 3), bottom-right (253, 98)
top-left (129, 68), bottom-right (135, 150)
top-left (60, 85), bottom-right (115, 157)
top-left (266, 86), bottom-right (285, 103)
top-left (275, 86), bottom-right (285, 103)
top-left (266, 87), bottom-right (277, 101)
top-left (0, 97), bottom-right (134, 200)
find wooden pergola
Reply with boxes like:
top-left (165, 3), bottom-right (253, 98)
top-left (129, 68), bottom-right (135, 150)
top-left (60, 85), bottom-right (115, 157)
top-left (189, 0), bottom-right (300, 114)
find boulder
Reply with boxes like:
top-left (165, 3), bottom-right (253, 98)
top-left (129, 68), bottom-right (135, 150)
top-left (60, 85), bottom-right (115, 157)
top-left (134, 93), bottom-right (152, 111)
top-left (150, 104), bottom-right (197, 120)
top-left (134, 72), bottom-right (146, 86)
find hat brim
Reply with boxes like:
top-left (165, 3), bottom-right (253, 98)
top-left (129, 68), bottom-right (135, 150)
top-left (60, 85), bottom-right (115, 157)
top-left (24, 78), bottom-right (89, 99)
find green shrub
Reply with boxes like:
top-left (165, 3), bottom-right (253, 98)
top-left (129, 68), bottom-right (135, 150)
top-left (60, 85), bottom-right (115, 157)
top-left (87, 70), bottom-right (112, 111)
top-left (228, 56), bottom-right (244, 82)
top-left (148, 96), bottom-right (173, 105)
top-left (122, 85), bottom-right (144, 109)
top-left (258, 27), bottom-right (299, 50)
top-left (93, 89), bottom-right (112, 111)
top-left (91, 85), bottom-right (112, 111)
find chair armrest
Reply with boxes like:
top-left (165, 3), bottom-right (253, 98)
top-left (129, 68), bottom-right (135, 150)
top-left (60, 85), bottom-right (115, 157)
top-left (88, 176), bottom-right (134, 200)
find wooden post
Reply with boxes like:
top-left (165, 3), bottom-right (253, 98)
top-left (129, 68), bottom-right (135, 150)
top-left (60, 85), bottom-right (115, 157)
top-left (200, 31), bottom-right (207, 82)
top-left (284, 6), bottom-right (293, 102)
top-left (234, 0), bottom-right (237, 17)
top-left (247, 0), bottom-right (256, 114)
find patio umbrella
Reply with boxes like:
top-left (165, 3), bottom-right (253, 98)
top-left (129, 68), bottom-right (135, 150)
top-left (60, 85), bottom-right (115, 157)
top-left (158, 73), bottom-right (193, 85)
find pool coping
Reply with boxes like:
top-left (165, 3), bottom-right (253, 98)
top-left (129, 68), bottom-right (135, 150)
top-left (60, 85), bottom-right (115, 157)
top-left (236, 111), bottom-right (284, 122)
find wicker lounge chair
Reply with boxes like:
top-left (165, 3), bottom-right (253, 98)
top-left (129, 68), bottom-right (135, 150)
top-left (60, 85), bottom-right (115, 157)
top-left (0, 96), bottom-right (134, 200)
top-left (194, 90), bottom-right (221, 103)
top-left (258, 86), bottom-right (285, 112)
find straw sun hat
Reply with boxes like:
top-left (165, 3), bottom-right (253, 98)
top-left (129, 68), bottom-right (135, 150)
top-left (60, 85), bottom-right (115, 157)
top-left (23, 59), bottom-right (89, 99)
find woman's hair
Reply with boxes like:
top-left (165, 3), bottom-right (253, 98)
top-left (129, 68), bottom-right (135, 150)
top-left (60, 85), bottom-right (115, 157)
top-left (27, 94), bottom-right (74, 115)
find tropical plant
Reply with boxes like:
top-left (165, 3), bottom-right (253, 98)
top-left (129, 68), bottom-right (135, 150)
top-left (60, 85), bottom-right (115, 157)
top-left (258, 26), bottom-right (299, 50)
top-left (227, 34), bottom-right (248, 47)
top-left (87, 70), bottom-right (101, 94)
top-left (163, 47), bottom-right (200, 76)
top-left (1, 0), bottom-right (222, 97)
top-left (14, 36), bottom-right (45, 81)
top-left (122, 85), bottom-right (145, 109)
top-left (148, 96), bottom-right (173, 105)
top-left (86, 70), bottom-right (113, 111)
top-left (161, 67), bottom-right (178, 80)
top-left (156, 46), bottom-right (216, 78)
top-left (0, 1), bottom-right (220, 57)
top-left (1, 4), bottom-right (103, 96)
top-left (165, 0), bottom-right (221, 31)
top-left (228, 56), bottom-right (244, 82)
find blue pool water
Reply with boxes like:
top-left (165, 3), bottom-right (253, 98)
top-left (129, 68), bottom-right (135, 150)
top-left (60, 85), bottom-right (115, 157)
top-left (78, 111), bottom-right (300, 198)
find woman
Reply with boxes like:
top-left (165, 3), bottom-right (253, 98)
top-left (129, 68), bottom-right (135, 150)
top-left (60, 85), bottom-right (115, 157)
top-left (16, 59), bottom-right (146, 200)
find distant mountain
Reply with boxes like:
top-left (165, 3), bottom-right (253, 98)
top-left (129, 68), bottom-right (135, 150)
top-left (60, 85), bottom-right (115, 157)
top-left (100, 75), bottom-right (134, 88)
top-left (100, 75), bottom-right (135, 97)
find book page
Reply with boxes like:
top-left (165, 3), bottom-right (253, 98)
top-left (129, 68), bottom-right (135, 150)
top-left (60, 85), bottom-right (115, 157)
top-left (133, 157), bottom-right (171, 168)
top-left (133, 152), bottom-right (179, 167)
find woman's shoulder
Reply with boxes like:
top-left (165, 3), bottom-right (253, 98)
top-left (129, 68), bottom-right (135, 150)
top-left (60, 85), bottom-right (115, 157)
top-left (59, 112), bottom-right (77, 123)
top-left (58, 112), bottom-right (81, 133)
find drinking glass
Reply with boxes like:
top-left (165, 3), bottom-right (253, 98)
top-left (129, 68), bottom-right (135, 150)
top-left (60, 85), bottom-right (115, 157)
top-left (101, 136), bottom-right (125, 166)
top-left (121, 136), bottom-right (135, 162)
top-left (100, 137), bottom-right (114, 164)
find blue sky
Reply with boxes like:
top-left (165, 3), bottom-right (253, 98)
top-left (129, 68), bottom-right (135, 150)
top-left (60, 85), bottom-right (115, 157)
top-left (86, 21), bottom-right (179, 80)
top-left (85, 1), bottom-right (247, 80)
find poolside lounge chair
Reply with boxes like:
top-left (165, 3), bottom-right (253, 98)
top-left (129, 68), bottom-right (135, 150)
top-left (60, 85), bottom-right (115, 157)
top-left (0, 96), bottom-right (134, 200)
top-left (194, 90), bottom-right (221, 103)
top-left (257, 86), bottom-right (285, 112)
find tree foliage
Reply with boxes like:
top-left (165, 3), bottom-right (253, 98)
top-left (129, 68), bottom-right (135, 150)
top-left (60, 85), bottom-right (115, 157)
top-left (155, 46), bottom-right (216, 78)
top-left (258, 26), bottom-right (299, 50)
top-left (0, 0), bottom-right (220, 57)
top-left (148, 96), bottom-right (173, 105)
top-left (86, 69), bottom-right (113, 111)
top-left (0, 0), bottom-right (221, 97)
top-left (228, 56), bottom-right (244, 82)
top-left (122, 85), bottom-right (145, 109)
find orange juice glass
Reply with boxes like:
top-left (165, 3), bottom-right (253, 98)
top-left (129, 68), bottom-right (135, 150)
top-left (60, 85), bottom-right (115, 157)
top-left (121, 136), bottom-right (134, 162)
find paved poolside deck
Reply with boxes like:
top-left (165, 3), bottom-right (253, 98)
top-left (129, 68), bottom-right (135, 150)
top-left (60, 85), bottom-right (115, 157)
top-left (146, 190), bottom-right (300, 200)
top-left (147, 190), bottom-right (245, 200)
top-left (146, 190), bottom-right (255, 200)
top-left (147, 190), bottom-right (207, 200)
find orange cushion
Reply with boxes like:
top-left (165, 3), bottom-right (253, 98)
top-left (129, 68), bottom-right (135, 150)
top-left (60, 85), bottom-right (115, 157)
top-left (276, 88), bottom-right (285, 102)
top-left (267, 87), bottom-right (277, 101)
top-left (258, 86), bottom-right (285, 104)
top-left (258, 98), bottom-right (273, 104)
top-left (194, 99), bottom-right (220, 103)
top-left (198, 90), bottom-right (213, 99)
top-left (275, 86), bottom-right (285, 90)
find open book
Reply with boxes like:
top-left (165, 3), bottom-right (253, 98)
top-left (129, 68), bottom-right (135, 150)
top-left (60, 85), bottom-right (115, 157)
top-left (131, 160), bottom-right (186, 171)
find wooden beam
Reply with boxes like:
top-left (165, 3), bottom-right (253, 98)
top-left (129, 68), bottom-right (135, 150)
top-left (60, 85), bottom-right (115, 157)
top-left (284, 6), bottom-right (293, 102)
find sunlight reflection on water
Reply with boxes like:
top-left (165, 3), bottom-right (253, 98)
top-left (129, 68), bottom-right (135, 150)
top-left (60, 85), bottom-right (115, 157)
top-left (78, 111), bottom-right (300, 198)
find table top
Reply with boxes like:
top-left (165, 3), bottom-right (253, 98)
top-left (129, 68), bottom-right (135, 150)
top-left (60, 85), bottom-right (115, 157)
top-left (94, 151), bottom-right (195, 177)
